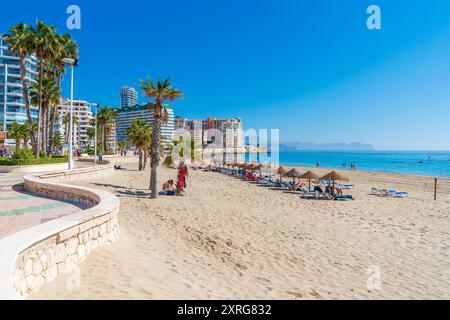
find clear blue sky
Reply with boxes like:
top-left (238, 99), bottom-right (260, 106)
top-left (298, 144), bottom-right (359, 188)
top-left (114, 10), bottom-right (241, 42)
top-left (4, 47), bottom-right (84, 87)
top-left (2, 0), bottom-right (450, 150)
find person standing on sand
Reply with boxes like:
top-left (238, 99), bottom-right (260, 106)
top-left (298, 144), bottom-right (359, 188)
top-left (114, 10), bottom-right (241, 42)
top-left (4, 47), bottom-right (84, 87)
top-left (176, 162), bottom-right (188, 195)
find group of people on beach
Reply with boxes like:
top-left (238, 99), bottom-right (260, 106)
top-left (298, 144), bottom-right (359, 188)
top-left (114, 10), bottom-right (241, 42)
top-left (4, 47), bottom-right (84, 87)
top-left (160, 161), bottom-right (189, 196)
top-left (343, 162), bottom-right (357, 170)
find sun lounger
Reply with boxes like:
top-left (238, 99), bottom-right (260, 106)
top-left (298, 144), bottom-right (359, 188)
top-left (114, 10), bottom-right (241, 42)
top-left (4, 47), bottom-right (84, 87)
top-left (372, 188), bottom-right (410, 198)
top-left (393, 191), bottom-right (409, 198)
top-left (333, 195), bottom-right (354, 201)
top-left (301, 191), bottom-right (320, 199)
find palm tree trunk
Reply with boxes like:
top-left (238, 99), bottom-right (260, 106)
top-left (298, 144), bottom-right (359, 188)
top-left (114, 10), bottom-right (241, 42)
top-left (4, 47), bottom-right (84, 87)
top-left (19, 55), bottom-right (36, 151)
top-left (150, 114), bottom-right (162, 197)
top-left (36, 62), bottom-right (43, 158)
top-left (143, 151), bottom-right (147, 170)
top-left (102, 126), bottom-right (106, 153)
top-left (138, 149), bottom-right (143, 171)
top-left (47, 106), bottom-right (55, 156)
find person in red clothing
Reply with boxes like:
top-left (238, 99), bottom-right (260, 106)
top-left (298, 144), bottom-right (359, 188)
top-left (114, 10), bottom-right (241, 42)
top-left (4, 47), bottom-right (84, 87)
top-left (176, 161), bottom-right (189, 195)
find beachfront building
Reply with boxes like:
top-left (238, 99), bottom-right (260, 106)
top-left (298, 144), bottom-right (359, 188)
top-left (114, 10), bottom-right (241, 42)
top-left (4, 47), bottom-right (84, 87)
top-left (175, 117), bottom-right (244, 150)
top-left (0, 36), bottom-right (38, 145)
top-left (107, 121), bottom-right (117, 153)
top-left (114, 103), bottom-right (175, 145)
top-left (120, 86), bottom-right (138, 108)
top-left (56, 99), bottom-right (95, 149)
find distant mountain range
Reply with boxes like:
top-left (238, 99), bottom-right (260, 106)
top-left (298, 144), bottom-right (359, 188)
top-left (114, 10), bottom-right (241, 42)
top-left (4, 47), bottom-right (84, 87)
top-left (279, 142), bottom-right (374, 151)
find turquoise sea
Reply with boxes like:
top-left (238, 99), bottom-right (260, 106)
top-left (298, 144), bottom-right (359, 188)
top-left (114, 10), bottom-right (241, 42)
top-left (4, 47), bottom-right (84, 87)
top-left (225, 151), bottom-right (450, 178)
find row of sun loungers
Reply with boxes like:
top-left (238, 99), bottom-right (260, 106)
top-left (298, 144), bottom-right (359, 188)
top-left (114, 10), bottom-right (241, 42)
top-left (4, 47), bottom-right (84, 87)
top-left (210, 166), bottom-right (411, 201)
top-left (212, 167), bottom-right (355, 201)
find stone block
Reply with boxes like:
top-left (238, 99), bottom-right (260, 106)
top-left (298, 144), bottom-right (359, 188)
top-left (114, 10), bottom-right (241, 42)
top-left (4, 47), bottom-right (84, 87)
top-left (24, 259), bottom-right (33, 277)
top-left (57, 225), bottom-right (80, 243)
top-left (55, 243), bottom-right (66, 263)
top-left (65, 237), bottom-right (79, 255)
top-left (32, 259), bottom-right (43, 276)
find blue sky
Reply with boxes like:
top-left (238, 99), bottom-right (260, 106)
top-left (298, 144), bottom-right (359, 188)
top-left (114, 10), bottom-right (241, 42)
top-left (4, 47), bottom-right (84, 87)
top-left (2, 0), bottom-right (450, 150)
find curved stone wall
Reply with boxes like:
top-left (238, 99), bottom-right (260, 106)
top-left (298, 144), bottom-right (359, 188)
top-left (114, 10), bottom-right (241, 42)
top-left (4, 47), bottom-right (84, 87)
top-left (0, 165), bottom-right (119, 299)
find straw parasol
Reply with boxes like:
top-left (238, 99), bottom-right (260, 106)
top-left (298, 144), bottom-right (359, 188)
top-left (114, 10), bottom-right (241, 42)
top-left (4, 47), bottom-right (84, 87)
top-left (285, 168), bottom-right (303, 183)
top-left (299, 171), bottom-right (321, 191)
top-left (245, 163), bottom-right (256, 171)
top-left (277, 166), bottom-right (287, 181)
top-left (320, 171), bottom-right (349, 195)
top-left (260, 165), bottom-right (276, 177)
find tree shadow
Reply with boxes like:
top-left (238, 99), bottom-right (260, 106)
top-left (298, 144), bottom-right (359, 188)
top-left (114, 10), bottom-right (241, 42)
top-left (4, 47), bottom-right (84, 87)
top-left (116, 189), bottom-right (151, 199)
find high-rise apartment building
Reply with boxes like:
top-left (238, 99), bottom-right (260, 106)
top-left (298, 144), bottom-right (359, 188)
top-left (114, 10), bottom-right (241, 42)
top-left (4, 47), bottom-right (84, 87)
top-left (0, 36), bottom-right (38, 145)
top-left (114, 103), bottom-right (175, 145)
top-left (120, 87), bottom-right (138, 108)
top-left (174, 117), bottom-right (244, 150)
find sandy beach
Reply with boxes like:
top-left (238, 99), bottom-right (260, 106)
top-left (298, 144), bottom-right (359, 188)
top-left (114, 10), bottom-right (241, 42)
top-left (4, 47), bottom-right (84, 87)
top-left (30, 157), bottom-right (450, 299)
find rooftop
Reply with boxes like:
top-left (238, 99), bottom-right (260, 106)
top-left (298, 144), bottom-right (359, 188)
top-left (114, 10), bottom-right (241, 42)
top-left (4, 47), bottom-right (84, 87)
top-left (112, 103), bottom-right (172, 113)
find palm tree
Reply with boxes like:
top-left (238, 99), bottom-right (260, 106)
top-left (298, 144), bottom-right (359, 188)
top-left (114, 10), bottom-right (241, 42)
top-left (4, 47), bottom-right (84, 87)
top-left (97, 107), bottom-right (118, 153)
top-left (126, 118), bottom-right (152, 171)
top-left (53, 132), bottom-right (62, 153)
top-left (30, 76), bottom-right (61, 154)
top-left (139, 77), bottom-right (183, 197)
top-left (7, 122), bottom-right (24, 149)
top-left (87, 126), bottom-right (95, 148)
top-left (30, 20), bottom-right (59, 157)
top-left (3, 23), bottom-right (36, 150)
top-left (62, 113), bottom-right (79, 143)
top-left (21, 122), bottom-right (30, 147)
top-left (117, 140), bottom-right (129, 156)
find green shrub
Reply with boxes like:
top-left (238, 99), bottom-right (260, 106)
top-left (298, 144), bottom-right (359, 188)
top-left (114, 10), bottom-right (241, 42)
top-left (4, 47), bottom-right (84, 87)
top-left (0, 156), bottom-right (68, 166)
top-left (12, 147), bottom-right (34, 160)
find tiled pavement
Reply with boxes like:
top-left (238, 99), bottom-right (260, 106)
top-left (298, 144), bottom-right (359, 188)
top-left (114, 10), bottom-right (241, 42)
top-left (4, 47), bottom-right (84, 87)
top-left (0, 173), bottom-right (91, 239)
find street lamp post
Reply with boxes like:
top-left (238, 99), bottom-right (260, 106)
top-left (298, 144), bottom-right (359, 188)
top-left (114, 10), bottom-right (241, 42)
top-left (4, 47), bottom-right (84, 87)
top-left (62, 58), bottom-right (75, 170)
top-left (94, 104), bottom-right (99, 163)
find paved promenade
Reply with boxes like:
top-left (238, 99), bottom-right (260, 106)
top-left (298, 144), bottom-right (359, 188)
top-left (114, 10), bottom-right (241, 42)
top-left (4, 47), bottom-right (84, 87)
top-left (0, 172), bottom-right (90, 239)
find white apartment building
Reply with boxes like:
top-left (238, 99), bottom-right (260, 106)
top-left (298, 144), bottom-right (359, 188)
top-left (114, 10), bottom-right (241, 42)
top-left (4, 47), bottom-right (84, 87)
top-left (56, 99), bottom-right (94, 148)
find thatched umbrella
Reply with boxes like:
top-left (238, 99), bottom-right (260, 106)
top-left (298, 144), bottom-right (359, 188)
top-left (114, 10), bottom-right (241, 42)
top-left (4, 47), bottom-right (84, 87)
top-left (260, 165), bottom-right (276, 177)
top-left (285, 168), bottom-right (303, 183)
top-left (244, 163), bottom-right (255, 171)
top-left (253, 164), bottom-right (263, 177)
top-left (320, 171), bottom-right (349, 195)
top-left (277, 166), bottom-right (287, 182)
top-left (299, 171), bottom-right (321, 191)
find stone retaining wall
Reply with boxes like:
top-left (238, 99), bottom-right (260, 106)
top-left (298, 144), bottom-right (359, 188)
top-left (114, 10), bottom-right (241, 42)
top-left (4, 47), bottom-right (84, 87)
top-left (0, 165), bottom-right (119, 299)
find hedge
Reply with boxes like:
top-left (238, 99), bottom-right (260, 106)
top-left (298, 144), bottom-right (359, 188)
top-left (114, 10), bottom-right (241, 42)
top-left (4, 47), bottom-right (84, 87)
top-left (0, 156), bottom-right (69, 166)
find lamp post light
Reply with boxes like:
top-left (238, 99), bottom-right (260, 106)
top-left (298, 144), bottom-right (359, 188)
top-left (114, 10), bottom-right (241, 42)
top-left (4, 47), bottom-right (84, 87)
top-left (62, 58), bottom-right (75, 170)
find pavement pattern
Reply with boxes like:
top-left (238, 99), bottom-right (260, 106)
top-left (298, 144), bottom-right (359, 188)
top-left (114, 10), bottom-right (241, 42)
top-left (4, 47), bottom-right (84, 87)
top-left (0, 173), bottom-right (91, 239)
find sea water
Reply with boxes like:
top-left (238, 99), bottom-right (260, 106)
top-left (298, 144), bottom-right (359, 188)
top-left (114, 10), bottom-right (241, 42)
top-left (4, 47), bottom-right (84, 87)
top-left (224, 151), bottom-right (450, 178)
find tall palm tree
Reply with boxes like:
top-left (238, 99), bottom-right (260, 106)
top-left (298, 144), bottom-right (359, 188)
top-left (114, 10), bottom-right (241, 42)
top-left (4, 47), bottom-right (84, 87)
top-left (62, 113), bottom-right (79, 143)
top-left (53, 132), bottom-right (62, 153)
top-left (30, 76), bottom-right (60, 154)
top-left (46, 33), bottom-right (78, 154)
top-left (86, 126), bottom-right (95, 148)
top-left (126, 118), bottom-right (152, 171)
top-left (3, 23), bottom-right (36, 150)
top-left (97, 107), bottom-right (118, 153)
top-left (7, 122), bottom-right (24, 149)
top-left (139, 77), bottom-right (183, 197)
top-left (30, 20), bottom-right (58, 157)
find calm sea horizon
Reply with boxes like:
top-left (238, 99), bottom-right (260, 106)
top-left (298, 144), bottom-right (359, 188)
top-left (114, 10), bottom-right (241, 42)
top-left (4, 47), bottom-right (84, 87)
top-left (223, 150), bottom-right (450, 178)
